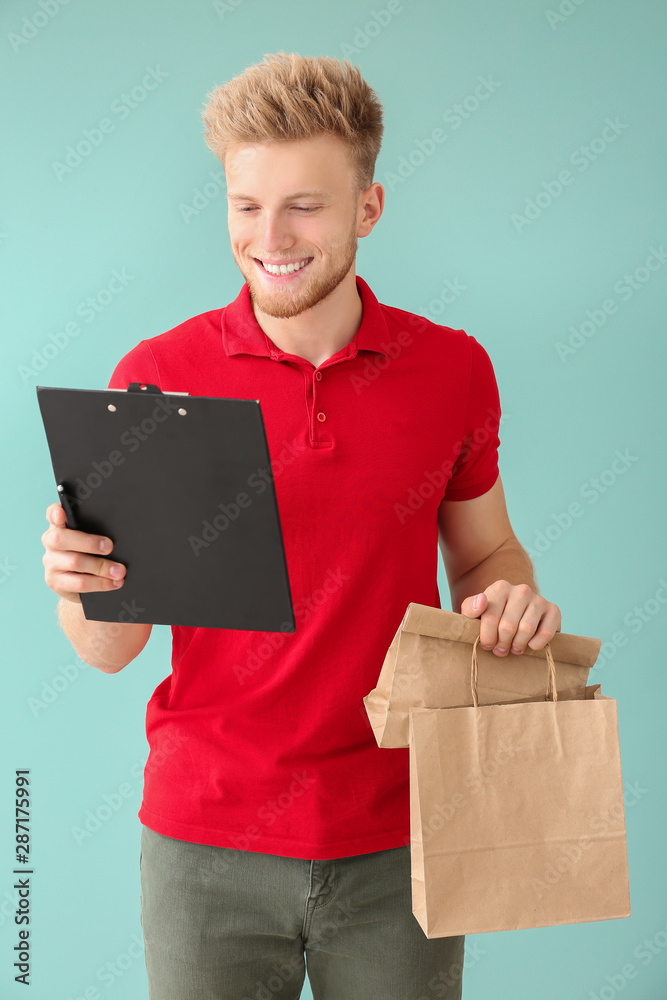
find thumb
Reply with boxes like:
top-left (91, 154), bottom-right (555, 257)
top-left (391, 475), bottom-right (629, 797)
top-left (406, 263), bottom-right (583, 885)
top-left (460, 592), bottom-right (488, 618)
top-left (47, 503), bottom-right (65, 525)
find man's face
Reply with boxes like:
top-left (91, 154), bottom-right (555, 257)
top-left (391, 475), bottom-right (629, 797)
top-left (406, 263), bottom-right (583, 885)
top-left (225, 134), bottom-right (367, 319)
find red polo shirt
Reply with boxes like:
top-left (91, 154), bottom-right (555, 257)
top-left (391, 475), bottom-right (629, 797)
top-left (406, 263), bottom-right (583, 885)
top-left (106, 273), bottom-right (501, 859)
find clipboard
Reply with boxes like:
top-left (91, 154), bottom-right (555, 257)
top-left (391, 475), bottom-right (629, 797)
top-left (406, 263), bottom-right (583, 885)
top-left (36, 382), bottom-right (296, 632)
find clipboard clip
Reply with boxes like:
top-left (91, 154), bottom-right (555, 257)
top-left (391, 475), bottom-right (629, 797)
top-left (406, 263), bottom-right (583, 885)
top-left (127, 381), bottom-right (162, 394)
top-left (122, 382), bottom-right (190, 396)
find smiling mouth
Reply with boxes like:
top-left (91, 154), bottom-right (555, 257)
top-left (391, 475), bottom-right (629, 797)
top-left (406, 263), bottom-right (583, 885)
top-left (255, 257), bottom-right (314, 277)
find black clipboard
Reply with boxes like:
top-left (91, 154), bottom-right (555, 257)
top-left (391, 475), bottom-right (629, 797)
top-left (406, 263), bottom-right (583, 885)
top-left (36, 382), bottom-right (296, 632)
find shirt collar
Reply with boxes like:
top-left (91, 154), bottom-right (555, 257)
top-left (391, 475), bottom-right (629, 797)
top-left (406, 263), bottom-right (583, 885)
top-left (221, 274), bottom-right (390, 360)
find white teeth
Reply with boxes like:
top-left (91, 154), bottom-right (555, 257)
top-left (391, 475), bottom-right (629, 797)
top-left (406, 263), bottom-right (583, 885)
top-left (261, 258), bottom-right (311, 275)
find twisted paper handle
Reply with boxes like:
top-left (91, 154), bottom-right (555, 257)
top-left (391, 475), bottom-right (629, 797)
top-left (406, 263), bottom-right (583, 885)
top-left (470, 635), bottom-right (557, 707)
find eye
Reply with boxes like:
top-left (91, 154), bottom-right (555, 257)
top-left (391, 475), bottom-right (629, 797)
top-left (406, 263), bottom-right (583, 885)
top-left (236, 206), bottom-right (317, 213)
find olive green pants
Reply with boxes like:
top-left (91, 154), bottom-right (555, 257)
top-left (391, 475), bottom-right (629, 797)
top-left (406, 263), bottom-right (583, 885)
top-left (139, 824), bottom-right (466, 999)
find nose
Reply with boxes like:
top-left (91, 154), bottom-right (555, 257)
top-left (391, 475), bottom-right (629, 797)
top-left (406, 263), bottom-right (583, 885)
top-left (259, 211), bottom-right (294, 254)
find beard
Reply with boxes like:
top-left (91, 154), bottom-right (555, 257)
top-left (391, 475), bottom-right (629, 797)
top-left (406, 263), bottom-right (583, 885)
top-left (234, 216), bottom-right (359, 320)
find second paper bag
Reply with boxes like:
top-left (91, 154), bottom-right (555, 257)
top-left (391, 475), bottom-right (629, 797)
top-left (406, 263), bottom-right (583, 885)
top-left (409, 640), bottom-right (631, 937)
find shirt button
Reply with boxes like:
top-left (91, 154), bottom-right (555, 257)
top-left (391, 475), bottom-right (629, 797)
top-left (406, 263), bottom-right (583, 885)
top-left (316, 411), bottom-right (326, 422)
top-left (315, 371), bottom-right (323, 381)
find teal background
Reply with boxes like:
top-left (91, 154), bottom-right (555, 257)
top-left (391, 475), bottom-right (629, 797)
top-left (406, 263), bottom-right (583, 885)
top-left (2, 0), bottom-right (666, 996)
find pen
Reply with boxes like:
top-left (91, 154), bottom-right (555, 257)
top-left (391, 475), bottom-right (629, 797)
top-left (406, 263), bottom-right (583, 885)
top-left (56, 482), bottom-right (78, 529)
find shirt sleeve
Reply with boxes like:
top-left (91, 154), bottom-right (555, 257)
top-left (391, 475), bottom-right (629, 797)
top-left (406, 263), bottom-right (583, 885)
top-left (106, 339), bottom-right (161, 390)
top-left (443, 335), bottom-right (501, 501)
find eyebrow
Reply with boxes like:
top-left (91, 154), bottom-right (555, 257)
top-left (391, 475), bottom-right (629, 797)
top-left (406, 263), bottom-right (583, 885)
top-left (226, 190), bottom-right (330, 201)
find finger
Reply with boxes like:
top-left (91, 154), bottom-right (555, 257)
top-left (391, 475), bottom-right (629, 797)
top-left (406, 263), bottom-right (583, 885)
top-left (46, 502), bottom-right (65, 525)
top-left (42, 520), bottom-right (115, 557)
top-left (477, 580), bottom-right (512, 650)
top-left (49, 567), bottom-right (126, 594)
top-left (481, 583), bottom-right (534, 655)
top-left (43, 546), bottom-right (125, 583)
top-left (527, 604), bottom-right (562, 650)
top-left (47, 501), bottom-right (83, 527)
top-left (460, 592), bottom-right (488, 618)
top-left (508, 601), bottom-right (552, 654)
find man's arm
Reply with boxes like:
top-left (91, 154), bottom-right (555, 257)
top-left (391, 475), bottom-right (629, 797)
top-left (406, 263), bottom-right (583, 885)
top-left (56, 597), bottom-right (153, 674)
top-left (437, 474), bottom-right (561, 656)
top-left (43, 502), bottom-right (152, 673)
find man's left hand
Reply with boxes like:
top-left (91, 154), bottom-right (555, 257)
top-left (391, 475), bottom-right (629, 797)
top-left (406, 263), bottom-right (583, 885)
top-left (460, 580), bottom-right (561, 656)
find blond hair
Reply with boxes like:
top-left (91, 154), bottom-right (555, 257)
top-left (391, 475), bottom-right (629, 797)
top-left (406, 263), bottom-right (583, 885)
top-left (201, 51), bottom-right (384, 193)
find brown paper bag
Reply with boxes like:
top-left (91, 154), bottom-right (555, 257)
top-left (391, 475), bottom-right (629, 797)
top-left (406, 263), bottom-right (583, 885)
top-left (364, 603), bottom-right (601, 747)
top-left (408, 639), bottom-right (631, 937)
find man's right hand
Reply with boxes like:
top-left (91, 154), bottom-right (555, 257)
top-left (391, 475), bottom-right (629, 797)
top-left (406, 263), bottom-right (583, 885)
top-left (42, 503), bottom-right (127, 603)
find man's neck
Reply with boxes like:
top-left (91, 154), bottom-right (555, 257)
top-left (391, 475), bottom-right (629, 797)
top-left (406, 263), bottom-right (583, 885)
top-left (249, 269), bottom-right (363, 368)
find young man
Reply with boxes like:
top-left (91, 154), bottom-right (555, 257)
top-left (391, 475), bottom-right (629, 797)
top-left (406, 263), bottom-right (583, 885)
top-left (42, 52), bottom-right (560, 1000)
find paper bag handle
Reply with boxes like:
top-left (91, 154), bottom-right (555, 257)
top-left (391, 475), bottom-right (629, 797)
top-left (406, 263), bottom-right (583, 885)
top-left (470, 636), bottom-right (557, 707)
